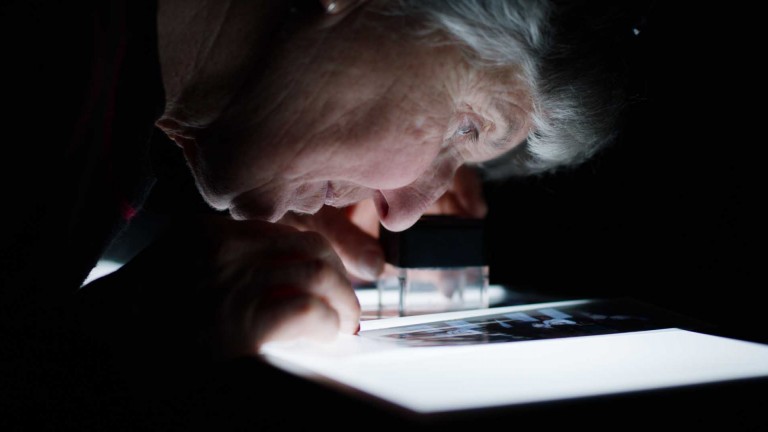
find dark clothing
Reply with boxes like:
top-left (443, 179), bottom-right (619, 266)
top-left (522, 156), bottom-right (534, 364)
top-left (1, 0), bottom-right (165, 426)
top-left (1, 0), bottom-right (161, 306)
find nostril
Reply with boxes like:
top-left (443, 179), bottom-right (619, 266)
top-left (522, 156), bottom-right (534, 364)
top-left (373, 190), bottom-right (389, 220)
top-left (375, 189), bottom-right (429, 232)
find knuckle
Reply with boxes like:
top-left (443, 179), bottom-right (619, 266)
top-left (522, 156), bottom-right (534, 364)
top-left (300, 230), bottom-right (332, 251)
top-left (290, 296), bottom-right (330, 321)
top-left (302, 257), bottom-right (324, 277)
top-left (288, 295), bottom-right (315, 316)
top-left (304, 258), bottom-right (337, 286)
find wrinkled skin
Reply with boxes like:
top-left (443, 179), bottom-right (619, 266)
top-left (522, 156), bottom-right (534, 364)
top-left (279, 165), bottom-right (488, 281)
top-left (81, 216), bottom-right (360, 357)
top-left (87, 0), bottom-right (533, 362)
top-left (158, 0), bottom-right (530, 231)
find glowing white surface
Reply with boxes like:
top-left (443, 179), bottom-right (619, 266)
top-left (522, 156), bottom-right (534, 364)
top-left (82, 259), bottom-right (123, 286)
top-left (261, 301), bottom-right (768, 414)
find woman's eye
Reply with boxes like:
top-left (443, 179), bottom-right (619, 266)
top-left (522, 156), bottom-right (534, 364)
top-left (457, 123), bottom-right (479, 141)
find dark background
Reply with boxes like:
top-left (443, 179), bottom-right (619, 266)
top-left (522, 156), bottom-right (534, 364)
top-left (483, 3), bottom-right (757, 344)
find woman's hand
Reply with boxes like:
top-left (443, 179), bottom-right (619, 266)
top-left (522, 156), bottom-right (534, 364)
top-left (79, 215), bottom-right (360, 360)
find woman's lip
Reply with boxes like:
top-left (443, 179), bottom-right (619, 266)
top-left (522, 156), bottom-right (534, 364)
top-left (324, 183), bottom-right (379, 210)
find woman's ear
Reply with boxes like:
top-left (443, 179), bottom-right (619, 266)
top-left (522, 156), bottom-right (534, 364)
top-left (319, 0), bottom-right (368, 15)
top-left (315, 0), bottom-right (369, 28)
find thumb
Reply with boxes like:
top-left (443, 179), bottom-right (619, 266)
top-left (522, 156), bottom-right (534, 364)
top-left (315, 207), bottom-right (385, 281)
top-left (280, 207), bottom-right (385, 282)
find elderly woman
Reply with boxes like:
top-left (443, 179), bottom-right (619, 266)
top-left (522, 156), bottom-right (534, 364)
top-left (1, 0), bottom-right (629, 420)
top-left (147, 0), bottom-right (624, 351)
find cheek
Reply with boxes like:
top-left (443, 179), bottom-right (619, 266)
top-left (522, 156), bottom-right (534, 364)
top-left (346, 140), bottom-right (441, 190)
top-left (344, 116), bottom-right (447, 190)
top-left (359, 154), bottom-right (434, 189)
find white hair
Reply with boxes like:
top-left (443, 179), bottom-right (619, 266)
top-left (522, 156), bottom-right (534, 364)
top-left (379, 0), bottom-right (626, 178)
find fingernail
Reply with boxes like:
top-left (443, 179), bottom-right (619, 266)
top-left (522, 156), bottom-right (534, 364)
top-left (358, 249), bottom-right (384, 281)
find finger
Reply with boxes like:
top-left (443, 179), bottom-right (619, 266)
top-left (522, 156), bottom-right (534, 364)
top-left (347, 199), bottom-right (382, 238)
top-left (229, 251), bottom-right (360, 333)
top-left (257, 294), bottom-right (341, 347)
top-left (215, 223), bottom-right (341, 269)
top-left (451, 166), bottom-right (488, 218)
top-left (314, 207), bottom-right (384, 281)
top-left (216, 224), bottom-right (359, 330)
top-left (276, 211), bottom-right (313, 231)
top-left (281, 207), bottom-right (384, 281)
top-left (284, 230), bottom-right (349, 276)
top-left (258, 256), bottom-right (360, 335)
top-left (426, 192), bottom-right (465, 215)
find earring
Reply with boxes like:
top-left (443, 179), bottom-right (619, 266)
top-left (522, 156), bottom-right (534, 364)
top-left (320, 0), bottom-right (367, 17)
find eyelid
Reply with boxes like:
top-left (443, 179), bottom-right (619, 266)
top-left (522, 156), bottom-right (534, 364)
top-left (458, 124), bottom-right (475, 137)
top-left (456, 117), bottom-right (479, 142)
top-left (455, 115), bottom-right (511, 163)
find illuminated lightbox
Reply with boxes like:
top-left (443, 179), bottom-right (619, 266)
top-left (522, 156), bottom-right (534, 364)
top-left (261, 298), bottom-right (768, 414)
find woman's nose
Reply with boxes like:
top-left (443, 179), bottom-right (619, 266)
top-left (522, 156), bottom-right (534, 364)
top-left (374, 159), bottom-right (459, 232)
